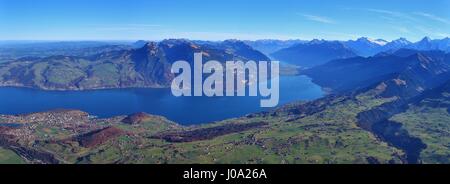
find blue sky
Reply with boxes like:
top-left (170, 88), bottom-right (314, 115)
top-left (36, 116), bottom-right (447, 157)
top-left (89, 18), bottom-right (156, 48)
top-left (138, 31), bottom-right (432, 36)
top-left (0, 0), bottom-right (449, 41)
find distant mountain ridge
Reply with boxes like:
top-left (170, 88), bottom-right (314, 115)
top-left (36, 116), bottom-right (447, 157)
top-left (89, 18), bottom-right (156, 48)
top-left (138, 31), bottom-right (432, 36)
top-left (406, 37), bottom-right (450, 52)
top-left (266, 36), bottom-right (449, 67)
top-left (243, 39), bottom-right (306, 56)
top-left (271, 39), bottom-right (358, 67)
top-left (343, 37), bottom-right (391, 56)
top-left (343, 37), bottom-right (450, 57)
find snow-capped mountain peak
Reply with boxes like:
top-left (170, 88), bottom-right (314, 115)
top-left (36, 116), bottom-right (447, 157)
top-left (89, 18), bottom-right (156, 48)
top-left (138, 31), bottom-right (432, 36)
top-left (391, 37), bottom-right (411, 44)
top-left (354, 37), bottom-right (388, 46)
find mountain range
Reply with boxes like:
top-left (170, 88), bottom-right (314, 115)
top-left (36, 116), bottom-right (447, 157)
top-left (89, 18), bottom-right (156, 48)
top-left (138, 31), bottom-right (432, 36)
top-left (270, 37), bottom-right (450, 67)
top-left (243, 39), bottom-right (306, 56)
top-left (271, 39), bottom-right (358, 67)
top-left (1, 37), bottom-right (450, 91)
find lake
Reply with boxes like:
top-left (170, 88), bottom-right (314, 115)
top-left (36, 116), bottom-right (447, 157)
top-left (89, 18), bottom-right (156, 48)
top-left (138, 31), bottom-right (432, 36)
top-left (0, 75), bottom-right (323, 125)
top-left (0, 123), bottom-right (23, 128)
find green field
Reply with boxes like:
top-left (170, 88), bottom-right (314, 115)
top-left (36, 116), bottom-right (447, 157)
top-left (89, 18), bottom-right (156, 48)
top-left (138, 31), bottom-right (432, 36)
top-left (0, 147), bottom-right (25, 164)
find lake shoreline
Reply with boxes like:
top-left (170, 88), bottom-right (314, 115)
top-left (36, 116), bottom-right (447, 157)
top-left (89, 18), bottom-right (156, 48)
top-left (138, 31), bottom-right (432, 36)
top-left (0, 75), bottom-right (324, 125)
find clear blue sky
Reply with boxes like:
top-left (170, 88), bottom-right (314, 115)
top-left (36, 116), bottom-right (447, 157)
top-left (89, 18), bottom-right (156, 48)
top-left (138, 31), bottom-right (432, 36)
top-left (0, 0), bottom-right (448, 41)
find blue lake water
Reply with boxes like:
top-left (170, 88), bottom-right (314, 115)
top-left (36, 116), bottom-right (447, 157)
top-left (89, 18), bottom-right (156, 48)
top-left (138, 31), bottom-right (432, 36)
top-left (0, 75), bottom-right (323, 125)
top-left (0, 123), bottom-right (23, 128)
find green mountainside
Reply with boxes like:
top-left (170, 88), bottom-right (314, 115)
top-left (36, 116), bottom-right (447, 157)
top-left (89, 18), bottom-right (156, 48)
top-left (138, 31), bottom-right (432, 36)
top-left (0, 39), bottom-right (271, 90)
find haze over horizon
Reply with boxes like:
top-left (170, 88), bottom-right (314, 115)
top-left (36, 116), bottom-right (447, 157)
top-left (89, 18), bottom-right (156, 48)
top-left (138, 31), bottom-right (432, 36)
top-left (0, 0), bottom-right (449, 41)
